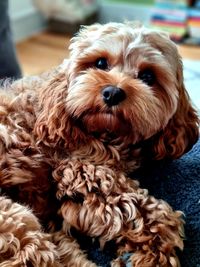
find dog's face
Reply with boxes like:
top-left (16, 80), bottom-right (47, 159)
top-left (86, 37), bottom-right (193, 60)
top-left (36, 22), bottom-right (198, 160)
top-left (66, 22), bottom-right (183, 145)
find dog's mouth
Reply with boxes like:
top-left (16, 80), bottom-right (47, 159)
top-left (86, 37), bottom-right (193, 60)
top-left (73, 109), bottom-right (132, 138)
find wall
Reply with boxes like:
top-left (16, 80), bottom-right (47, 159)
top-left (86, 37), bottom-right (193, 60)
top-left (99, 0), bottom-right (152, 25)
top-left (9, 0), bottom-right (46, 42)
top-left (105, 0), bottom-right (154, 4)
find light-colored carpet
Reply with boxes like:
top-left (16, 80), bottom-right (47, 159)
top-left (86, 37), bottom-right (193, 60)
top-left (183, 59), bottom-right (200, 110)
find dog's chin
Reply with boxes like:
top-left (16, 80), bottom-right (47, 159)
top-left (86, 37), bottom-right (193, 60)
top-left (78, 112), bottom-right (133, 140)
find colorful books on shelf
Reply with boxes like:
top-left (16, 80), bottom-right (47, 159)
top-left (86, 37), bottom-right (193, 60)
top-left (151, 0), bottom-right (188, 41)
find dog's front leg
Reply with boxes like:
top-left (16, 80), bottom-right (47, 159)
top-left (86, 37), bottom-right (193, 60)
top-left (54, 161), bottom-right (184, 267)
top-left (54, 160), bottom-right (141, 245)
top-left (61, 192), bottom-right (183, 267)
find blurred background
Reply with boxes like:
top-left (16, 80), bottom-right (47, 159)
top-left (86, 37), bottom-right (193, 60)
top-left (3, 0), bottom-right (200, 107)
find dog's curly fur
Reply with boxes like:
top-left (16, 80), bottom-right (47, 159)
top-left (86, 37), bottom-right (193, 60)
top-left (0, 22), bottom-right (199, 267)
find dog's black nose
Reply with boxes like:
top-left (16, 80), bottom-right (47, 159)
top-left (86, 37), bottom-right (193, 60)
top-left (102, 86), bottom-right (126, 106)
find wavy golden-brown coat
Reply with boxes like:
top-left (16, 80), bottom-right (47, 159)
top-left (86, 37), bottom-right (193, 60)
top-left (0, 22), bottom-right (199, 266)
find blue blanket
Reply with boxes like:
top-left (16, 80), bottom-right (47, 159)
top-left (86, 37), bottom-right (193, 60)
top-left (78, 139), bottom-right (200, 267)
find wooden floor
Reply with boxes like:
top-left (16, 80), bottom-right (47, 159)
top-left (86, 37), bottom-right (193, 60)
top-left (16, 32), bottom-right (71, 76)
top-left (16, 31), bottom-right (200, 76)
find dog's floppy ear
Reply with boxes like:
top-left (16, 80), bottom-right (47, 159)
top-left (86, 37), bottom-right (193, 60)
top-left (146, 59), bottom-right (199, 160)
top-left (34, 71), bottom-right (70, 147)
top-left (34, 67), bottom-right (87, 148)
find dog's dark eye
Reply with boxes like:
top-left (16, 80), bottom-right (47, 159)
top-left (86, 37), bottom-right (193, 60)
top-left (138, 69), bottom-right (155, 86)
top-left (95, 58), bottom-right (108, 70)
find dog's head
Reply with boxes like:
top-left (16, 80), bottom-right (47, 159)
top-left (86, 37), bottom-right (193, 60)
top-left (36, 22), bottom-right (199, 160)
